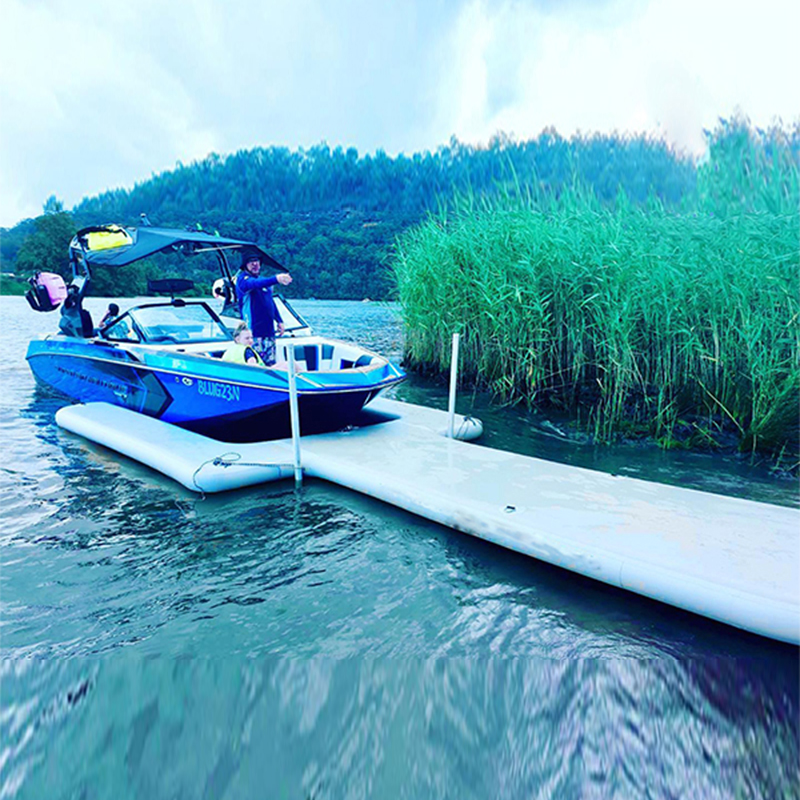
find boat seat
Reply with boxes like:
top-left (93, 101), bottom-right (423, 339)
top-left (320, 344), bottom-right (335, 370)
top-left (59, 307), bottom-right (94, 338)
top-left (293, 345), bottom-right (318, 371)
top-left (80, 309), bottom-right (94, 337)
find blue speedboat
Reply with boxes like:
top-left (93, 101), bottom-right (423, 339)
top-left (25, 224), bottom-right (405, 442)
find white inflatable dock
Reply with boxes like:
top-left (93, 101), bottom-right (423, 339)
top-left (56, 399), bottom-right (800, 644)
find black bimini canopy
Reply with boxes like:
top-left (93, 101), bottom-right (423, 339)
top-left (69, 225), bottom-right (286, 271)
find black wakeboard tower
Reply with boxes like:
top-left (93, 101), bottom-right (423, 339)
top-left (69, 223), bottom-right (288, 305)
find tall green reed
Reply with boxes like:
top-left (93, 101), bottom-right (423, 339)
top-left (393, 187), bottom-right (799, 458)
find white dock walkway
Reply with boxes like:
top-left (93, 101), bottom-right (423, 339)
top-left (56, 399), bottom-right (800, 644)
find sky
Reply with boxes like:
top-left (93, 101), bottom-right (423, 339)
top-left (0, 0), bottom-right (797, 228)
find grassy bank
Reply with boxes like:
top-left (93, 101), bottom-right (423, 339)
top-left (393, 190), bottom-right (799, 461)
top-left (0, 276), bottom-right (29, 295)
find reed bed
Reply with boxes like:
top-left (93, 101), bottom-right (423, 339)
top-left (393, 191), bottom-right (799, 459)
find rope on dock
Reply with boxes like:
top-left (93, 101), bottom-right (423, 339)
top-left (191, 451), bottom-right (295, 495)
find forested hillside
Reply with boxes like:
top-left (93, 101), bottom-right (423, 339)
top-left (2, 129), bottom-right (698, 298)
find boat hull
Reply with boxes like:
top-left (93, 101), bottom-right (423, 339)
top-left (26, 338), bottom-right (402, 441)
top-left (181, 388), bottom-right (384, 441)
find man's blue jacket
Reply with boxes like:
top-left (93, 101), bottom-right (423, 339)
top-left (236, 272), bottom-right (282, 339)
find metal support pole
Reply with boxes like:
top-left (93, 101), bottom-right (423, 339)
top-left (447, 332), bottom-right (460, 439)
top-left (287, 345), bottom-right (303, 487)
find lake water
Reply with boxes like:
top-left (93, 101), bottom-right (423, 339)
top-left (1, 296), bottom-right (798, 798)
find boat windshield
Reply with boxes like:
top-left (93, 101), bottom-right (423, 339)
top-left (103, 303), bottom-right (232, 344)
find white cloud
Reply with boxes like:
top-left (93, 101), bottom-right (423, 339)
top-left (430, 0), bottom-right (799, 154)
top-left (0, 0), bottom-right (797, 227)
top-left (0, 0), bottom-right (452, 225)
top-left (0, 0), bottom-right (220, 225)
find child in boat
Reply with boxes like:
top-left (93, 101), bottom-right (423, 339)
top-left (223, 323), bottom-right (265, 367)
top-left (98, 302), bottom-right (120, 329)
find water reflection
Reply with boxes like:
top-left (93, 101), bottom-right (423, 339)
top-left (2, 658), bottom-right (797, 799)
top-left (4, 444), bottom-right (792, 661)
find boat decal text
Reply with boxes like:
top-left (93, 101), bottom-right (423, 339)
top-left (197, 379), bottom-right (240, 402)
top-left (55, 364), bottom-right (128, 394)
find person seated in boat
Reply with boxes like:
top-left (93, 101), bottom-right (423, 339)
top-left (223, 323), bottom-right (265, 367)
top-left (236, 249), bottom-right (292, 366)
top-left (98, 302), bottom-right (120, 329)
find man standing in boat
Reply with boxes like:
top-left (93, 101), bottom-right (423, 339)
top-left (236, 249), bottom-right (292, 365)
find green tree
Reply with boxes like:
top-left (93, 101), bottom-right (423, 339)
top-left (11, 208), bottom-right (148, 297)
top-left (14, 211), bottom-right (77, 279)
top-left (43, 195), bottom-right (65, 215)
top-left (89, 262), bottom-right (149, 297)
top-left (697, 115), bottom-right (800, 217)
